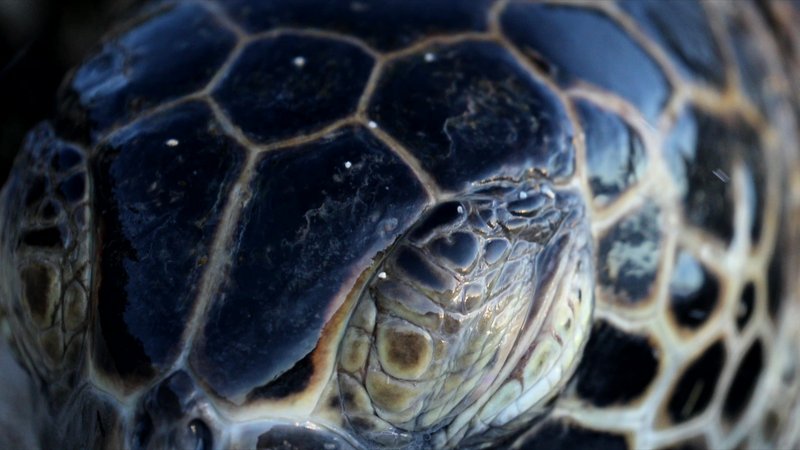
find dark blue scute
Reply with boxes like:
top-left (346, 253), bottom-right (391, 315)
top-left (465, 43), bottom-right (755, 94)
top-left (669, 250), bottom-right (719, 329)
top-left (620, 0), bottom-right (726, 87)
top-left (213, 35), bottom-right (374, 144)
top-left (219, 0), bottom-right (494, 51)
top-left (369, 41), bottom-right (574, 191)
top-left (667, 341), bottom-right (725, 423)
top-left (92, 101), bottom-right (245, 382)
top-left (502, 3), bottom-right (670, 122)
top-left (576, 100), bottom-right (647, 206)
top-left (573, 321), bottom-right (659, 407)
top-left (665, 108), bottom-right (765, 244)
top-left (193, 126), bottom-right (429, 399)
top-left (59, 3), bottom-right (236, 140)
top-left (723, 339), bottom-right (763, 421)
top-left (50, 145), bottom-right (83, 172)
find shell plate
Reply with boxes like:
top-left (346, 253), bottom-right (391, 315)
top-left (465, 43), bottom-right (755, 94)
top-left (1, 0), bottom-right (800, 449)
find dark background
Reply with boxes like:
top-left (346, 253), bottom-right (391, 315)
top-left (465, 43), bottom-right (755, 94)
top-left (0, 0), bottom-right (139, 185)
top-left (0, 4), bottom-right (141, 447)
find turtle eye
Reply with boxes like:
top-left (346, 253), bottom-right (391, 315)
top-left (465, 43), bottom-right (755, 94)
top-left (0, 122), bottom-right (92, 393)
top-left (333, 181), bottom-right (594, 448)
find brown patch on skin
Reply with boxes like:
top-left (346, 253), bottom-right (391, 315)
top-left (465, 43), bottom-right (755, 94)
top-left (349, 416), bottom-right (374, 431)
top-left (338, 373), bottom-right (375, 414)
top-left (377, 321), bottom-right (433, 381)
top-left (387, 330), bottom-right (426, 368)
top-left (443, 315), bottom-right (460, 334)
top-left (21, 264), bottom-right (58, 328)
top-left (328, 395), bottom-right (340, 410)
top-left (340, 390), bottom-right (354, 409)
top-left (365, 372), bottom-right (418, 413)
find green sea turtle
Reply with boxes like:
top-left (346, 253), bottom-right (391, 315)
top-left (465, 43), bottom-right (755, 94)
top-left (1, 1), bottom-right (800, 449)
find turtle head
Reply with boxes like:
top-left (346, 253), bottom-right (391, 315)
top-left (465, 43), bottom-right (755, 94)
top-left (121, 174), bottom-right (594, 450)
top-left (322, 176), bottom-right (595, 448)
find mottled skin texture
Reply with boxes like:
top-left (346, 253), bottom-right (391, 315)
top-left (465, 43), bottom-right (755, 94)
top-left (1, 1), bottom-right (800, 449)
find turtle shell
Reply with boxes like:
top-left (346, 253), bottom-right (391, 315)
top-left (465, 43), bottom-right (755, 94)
top-left (1, 1), bottom-right (799, 449)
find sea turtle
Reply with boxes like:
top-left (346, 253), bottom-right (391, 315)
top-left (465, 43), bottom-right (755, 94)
top-left (1, 0), bottom-right (800, 449)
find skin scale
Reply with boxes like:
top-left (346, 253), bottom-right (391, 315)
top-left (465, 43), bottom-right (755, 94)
top-left (1, 0), bottom-right (800, 449)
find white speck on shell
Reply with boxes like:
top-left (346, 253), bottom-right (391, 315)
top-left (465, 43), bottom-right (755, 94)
top-left (519, 191), bottom-right (528, 200)
top-left (166, 139), bottom-right (179, 147)
top-left (368, 120), bottom-right (378, 129)
top-left (378, 271), bottom-right (387, 279)
top-left (293, 56), bottom-right (306, 68)
top-left (344, 161), bottom-right (353, 169)
top-left (457, 205), bottom-right (464, 214)
top-left (424, 52), bottom-right (436, 62)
